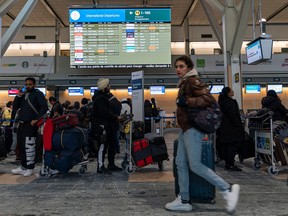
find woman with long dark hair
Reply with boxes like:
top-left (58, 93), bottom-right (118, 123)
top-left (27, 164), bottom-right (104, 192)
top-left (218, 87), bottom-right (245, 171)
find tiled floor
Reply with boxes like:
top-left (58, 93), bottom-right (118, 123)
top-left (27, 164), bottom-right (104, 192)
top-left (0, 129), bottom-right (287, 216)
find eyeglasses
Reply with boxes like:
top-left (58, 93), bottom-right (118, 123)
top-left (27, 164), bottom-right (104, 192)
top-left (174, 64), bottom-right (186, 69)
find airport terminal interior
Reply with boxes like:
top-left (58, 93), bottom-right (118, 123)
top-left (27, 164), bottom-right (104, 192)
top-left (0, 0), bottom-right (288, 215)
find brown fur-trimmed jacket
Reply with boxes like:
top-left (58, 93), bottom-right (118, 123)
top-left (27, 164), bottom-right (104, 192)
top-left (176, 76), bottom-right (215, 132)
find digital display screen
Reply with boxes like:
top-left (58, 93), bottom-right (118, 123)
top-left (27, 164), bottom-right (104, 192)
top-left (68, 87), bottom-right (84, 96)
top-left (36, 87), bottom-right (46, 96)
top-left (128, 86), bottom-right (132, 95)
top-left (246, 38), bottom-right (273, 65)
top-left (69, 8), bottom-right (171, 68)
top-left (8, 87), bottom-right (19, 96)
top-left (150, 86), bottom-right (165, 95)
top-left (245, 84), bottom-right (261, 94)
top-left (267, 84), bottom-right (282, 94)
top-left (209, 84), bottom-right (224, 94)
top-left (90, 87), bottom-right (98, 96)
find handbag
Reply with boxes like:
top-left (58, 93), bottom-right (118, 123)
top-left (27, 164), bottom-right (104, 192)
top-left (187, 101), bottom-right (222, 134)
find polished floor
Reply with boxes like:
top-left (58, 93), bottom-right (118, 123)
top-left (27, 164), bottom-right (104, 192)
top-left (0, 129), bottom-right (287, 216)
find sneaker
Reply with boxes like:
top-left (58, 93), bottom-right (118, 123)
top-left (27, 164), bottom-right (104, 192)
top-left (225, 165), bottom-right (242, 172)
top-left (97, 165), bottom-right (107, 174)
top-left (107, 164), bottom-right (123, 172)
top-left (49, 168), bottom-right (59, 175)
top-left (165, 195), bottom-right (192, 211)
top-left (222, 184), bottom-right (240, 213)
top-left (12, 166), bottom-right (27, 175)
top-left (23, 169), bottom-right (34, 177)
top-left (9, 150), bottom-right (16, 156)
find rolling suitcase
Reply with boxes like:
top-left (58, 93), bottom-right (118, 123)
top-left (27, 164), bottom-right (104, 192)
top-left (144, 133), bottom-right (169, 162)
top-left (173, 138), bottom-right (216, 204)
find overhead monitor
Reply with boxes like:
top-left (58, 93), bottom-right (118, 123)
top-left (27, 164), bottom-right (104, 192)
top-left (68, 87), bottom-right (84, 96)
top-left (36, 87), bottom-right (46, 96)
top-left (246, 37), bottom-right (273, 65)
top-left (150, 86), bottom-right (165, 95)
top-left (90, 87), bottom-right (98, 96)
top-left (209, 84), bottom-right (224, 94)
top-left (128, 86), bottom-right (132, 95)
top-left (267, 84), bottom-right (283, 94)
top-left (69, 8), bottom-right (171, 68)
top-left (8, 87), bottom-right (19, 97)
top-left (245, 84), bottom-right (261, 94)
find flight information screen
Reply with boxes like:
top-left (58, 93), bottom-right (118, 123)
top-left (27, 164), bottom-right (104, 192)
top-left (69, 8), bottom-right (171, 68)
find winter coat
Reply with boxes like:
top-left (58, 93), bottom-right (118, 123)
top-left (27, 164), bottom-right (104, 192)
top-left (13, 89), bottom-right (48, 123)
top-left (217, 96), bottom-right (245, 143)
top-left (91, 90), bottom-right (118, 126)
top-left (261, 96), bottom-right (287, 121)
top-left (177, 76), bottom-right (215, 132)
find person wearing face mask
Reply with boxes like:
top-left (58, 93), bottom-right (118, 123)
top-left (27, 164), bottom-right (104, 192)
top-left (218, 87), bottom-right (245, 171)
top-left (11, 77), bottom-right (48, 177)
top-left (165, 55), bottom-right (240, 214)
top-left (91, 78), bottom-right (122, 174)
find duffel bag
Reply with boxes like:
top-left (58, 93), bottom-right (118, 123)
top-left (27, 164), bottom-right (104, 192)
top-left (144, 133), bottom-right (169, 162)
top-left (132, 138), bottom-right (153, 167)
top-left (53, 150), bottom-right (83, 173)
top-left (52, 127), bottom-right (87, 151)
top-left (52, 114), bottom-right (79, 131)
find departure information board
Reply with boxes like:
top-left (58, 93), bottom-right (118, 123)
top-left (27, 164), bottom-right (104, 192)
top-left (69, 8), bottom-right (171, 68)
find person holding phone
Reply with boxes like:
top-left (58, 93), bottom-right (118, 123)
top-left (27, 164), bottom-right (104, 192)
top-left (11, 77), bottom-right (48, 177)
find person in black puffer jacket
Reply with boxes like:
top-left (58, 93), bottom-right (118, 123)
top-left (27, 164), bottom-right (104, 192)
top-left (217, 87), bottom-right (245, 172)
top-left (261, 89), bottom-right (287, 121)
top-left (91, 78), bottom-right (122, 174)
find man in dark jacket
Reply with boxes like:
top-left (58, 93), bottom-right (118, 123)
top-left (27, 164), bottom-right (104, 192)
top-left (107, 92), bottom-right (122, 153)
top-left (91, 78), bottom-right (122, 173)
top-left (11, 77), bottom-right (48, 177)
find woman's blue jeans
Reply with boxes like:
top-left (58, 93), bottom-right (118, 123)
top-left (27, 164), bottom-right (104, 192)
top-left (176, 127), bottom-right (230, 201)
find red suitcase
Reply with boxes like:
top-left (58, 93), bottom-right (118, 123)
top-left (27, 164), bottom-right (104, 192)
top-left (132, 138), bottom-right (153, 167)
top-left (52, 114), bottom-right (79, 131)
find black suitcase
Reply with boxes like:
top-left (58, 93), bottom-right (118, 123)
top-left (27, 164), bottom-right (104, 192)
top-left (0, 135), bottom-right (7, 158)
top-left (173, 138), bottom-right (215, 204)
top-left (144, 133), bottom-right (169, 162)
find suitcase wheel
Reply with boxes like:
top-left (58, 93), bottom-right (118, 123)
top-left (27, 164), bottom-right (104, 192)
top-left (79, 165), bottom-right (87, 174)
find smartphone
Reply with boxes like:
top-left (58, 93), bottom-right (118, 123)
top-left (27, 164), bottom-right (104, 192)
top-left (21, 85), bottom-right (26, 92)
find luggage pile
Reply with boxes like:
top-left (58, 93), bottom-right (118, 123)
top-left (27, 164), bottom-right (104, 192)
top-left (44, 114), bottom-right (88, 173)
top-left (122, 120), bottom-right (169, 173)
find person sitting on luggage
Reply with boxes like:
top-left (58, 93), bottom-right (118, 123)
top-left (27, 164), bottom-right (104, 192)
top-left (261, 89), bottom-right (287, 121)
top-left (165, 55), bottom-right (240, 214)
top-left (91, 78), bottom-right (122, 173)
top-left (217, 87), bottom-right (245, 171)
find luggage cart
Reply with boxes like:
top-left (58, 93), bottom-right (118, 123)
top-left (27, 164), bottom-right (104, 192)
top-left (121, 115), bottom-right (165, 174)
top-left (247, 111), bottom-right (288, 176)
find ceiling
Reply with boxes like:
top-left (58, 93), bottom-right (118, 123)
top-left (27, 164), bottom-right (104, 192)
top-left (1, 0), bottom-right (288, 28)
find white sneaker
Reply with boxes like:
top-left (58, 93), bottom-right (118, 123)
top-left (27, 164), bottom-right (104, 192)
top-left (12, 166), bottom-right (26, 175)
top-left (222, 184), bottom-right (240, 213)
top-left (49, 168), bottom-right (59, 175)
top-left (23, 169), bottom-right (34, 177)
top-left (165, 195), bottom-right (192, 211)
